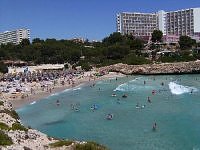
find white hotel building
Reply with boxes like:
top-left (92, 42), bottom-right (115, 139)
top-left (117, 8), bottom-right (200, 43)
top-left (0, 28), bottom-right (30, 45)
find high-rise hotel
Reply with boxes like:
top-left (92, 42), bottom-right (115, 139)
top-left (0, 28), bottom-right (30, 45)
top-left (117, 8), bottom-right (200, 42)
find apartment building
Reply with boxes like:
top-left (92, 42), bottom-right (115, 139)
top-left (117, 8), bottom-right (200, 42)
top-left (117, 12), bottom-right (157, 41)
top-left (0, 28), bottom-right (30, 45)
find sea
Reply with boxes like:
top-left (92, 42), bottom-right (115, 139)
top-left (17, 75), bottom-right (200, 150)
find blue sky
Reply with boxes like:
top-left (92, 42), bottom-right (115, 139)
top-left (0, 0), bottom-right (200, 41)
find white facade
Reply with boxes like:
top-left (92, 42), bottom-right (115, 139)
top-left (193, 8), bottom-right (200, 32)
top-left (117, 12), bottom-right (157, 37)
top-left (0, 28), bottom-right (30, 45)
top-left (117, 8), bottom-right (200, 42)
top-left (158, 10), bottom-right (166, 35)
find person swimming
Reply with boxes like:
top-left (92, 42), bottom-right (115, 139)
top-left (147, 96), bottom-right (151, 103)
top-left (191, 89), bottom-right (194, 94)
top-left (122, 94), bottom-right (128, 98)
top-left (56, 99), bottom-right (60, 106)
top-left (152, 122), bottom-right (157, 131)
top-left (112, 93), bottom-right (117, 97)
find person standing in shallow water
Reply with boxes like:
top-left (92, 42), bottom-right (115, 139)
top-left (152, 122), bottom-right (157, 131)
top-left (147, 96), bottom-right (151, 103)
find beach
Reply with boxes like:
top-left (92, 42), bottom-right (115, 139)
top-left (5, 71), bottom-right (124, 109)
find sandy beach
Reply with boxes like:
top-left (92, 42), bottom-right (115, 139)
top-left (7, 72), bottom-right (124, 109)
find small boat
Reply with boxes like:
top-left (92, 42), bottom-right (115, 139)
top-left (106, 114), bottom-right (113, 120)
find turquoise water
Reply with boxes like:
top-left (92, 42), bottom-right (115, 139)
top-left (17, 75), bottom-right (200, 150)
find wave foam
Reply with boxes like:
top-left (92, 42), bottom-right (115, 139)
top-left (168, 82), bottom-right (198, 95)
top-left (30, 101), bottom-right (36, 105)
top-left (73, 87), bottom-right (82, 91)
top-left (113, 77), bottom-right (142, 92)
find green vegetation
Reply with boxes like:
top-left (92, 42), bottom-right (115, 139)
top-left (0, 31), bottom-right (199, 67)
top-left (0, 32), bottom-right (149, 67)
top-left (0, 109), bottom-right (20, 120)
top-left (75, 141), bottom-right (108, 150)
top-left (0, 122), bottom-right (10, 130)
top-left (0, 62), bottom-right (8, 73)
top-left (0, 130), bottom-right (13, 146)
top-left (123, 53), bottom-right (150, 65)
top-left (151, 30), bottom-right (163, 42)
top-left (49, 140), bottom-right (73, 148)
top-left (179, 36), bottom-right (196, 50)
top-left (0, 101), bottom-right (4, 106)
top-left (10, 123), bottom-right (28, 132)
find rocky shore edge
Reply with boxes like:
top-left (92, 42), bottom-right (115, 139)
top-left (0, 99), bottom-right (107, 150)
top-left (99, 61), bottom-right (200, 75)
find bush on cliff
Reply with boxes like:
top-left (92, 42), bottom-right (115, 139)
top-left (0, 109), bottom-right (20, 120)
top-left (0, 122), bottom-right (10, 130)
top-left (0, 101), bottom-right (4, 106)
top-left (49, 140), bottom-right (73, 148)
top-left (75, 141), bottom-right (108, 150)
top-left (0, 62), bottom-right (8, 74)
top-left (11, 123), bottom-right (28, 132)
top-left (123, 53), bottom-right (151, 65)
top-left (0, 130), bottom-right (13, 146)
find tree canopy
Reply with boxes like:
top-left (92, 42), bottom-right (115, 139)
top-left (179, 35), bottom-right (196, 50)
top-left (151, 30), bottom-right (163, 42)
top-left (0, 32), bottom-right (151, 67)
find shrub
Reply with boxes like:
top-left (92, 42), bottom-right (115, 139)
top-left (0, 62), bottom-right (8, 74)
top-left (11, 123), bottom-right (28, 132)
top-left (0, 101), bottom-right (4, 106)
top-left (49, 140), bottom-right (73, 148)
top-left (81, 63), bottom-right (92, 71)
top-left (123, 53), bottom-right (151, 65)
top-left (0, 109), bottom-right (20, 120)
top-left (0, 122), bottom-right (10, 130)
top-left (0, 130), bottom-right (13, 146)
top-left (75, 141), bottom-right (108, 150)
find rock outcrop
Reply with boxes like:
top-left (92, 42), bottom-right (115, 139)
top-left (99, 61), bottom-right (200, 75)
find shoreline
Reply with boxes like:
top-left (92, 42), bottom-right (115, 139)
top-left (8, 72), bottom-right (125, 110)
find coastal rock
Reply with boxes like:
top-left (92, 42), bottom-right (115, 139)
top-left (99, 61), bottom-right (200, 75)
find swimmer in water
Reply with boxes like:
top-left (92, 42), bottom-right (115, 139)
top-left (191, 89), bottom-right (194, 94)
top-left (152, 122), bottom-right (157, 131)
top-left (56, 100), bottom-right (60, 106)
top-left (147, 96), bottom-right (151, 103)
